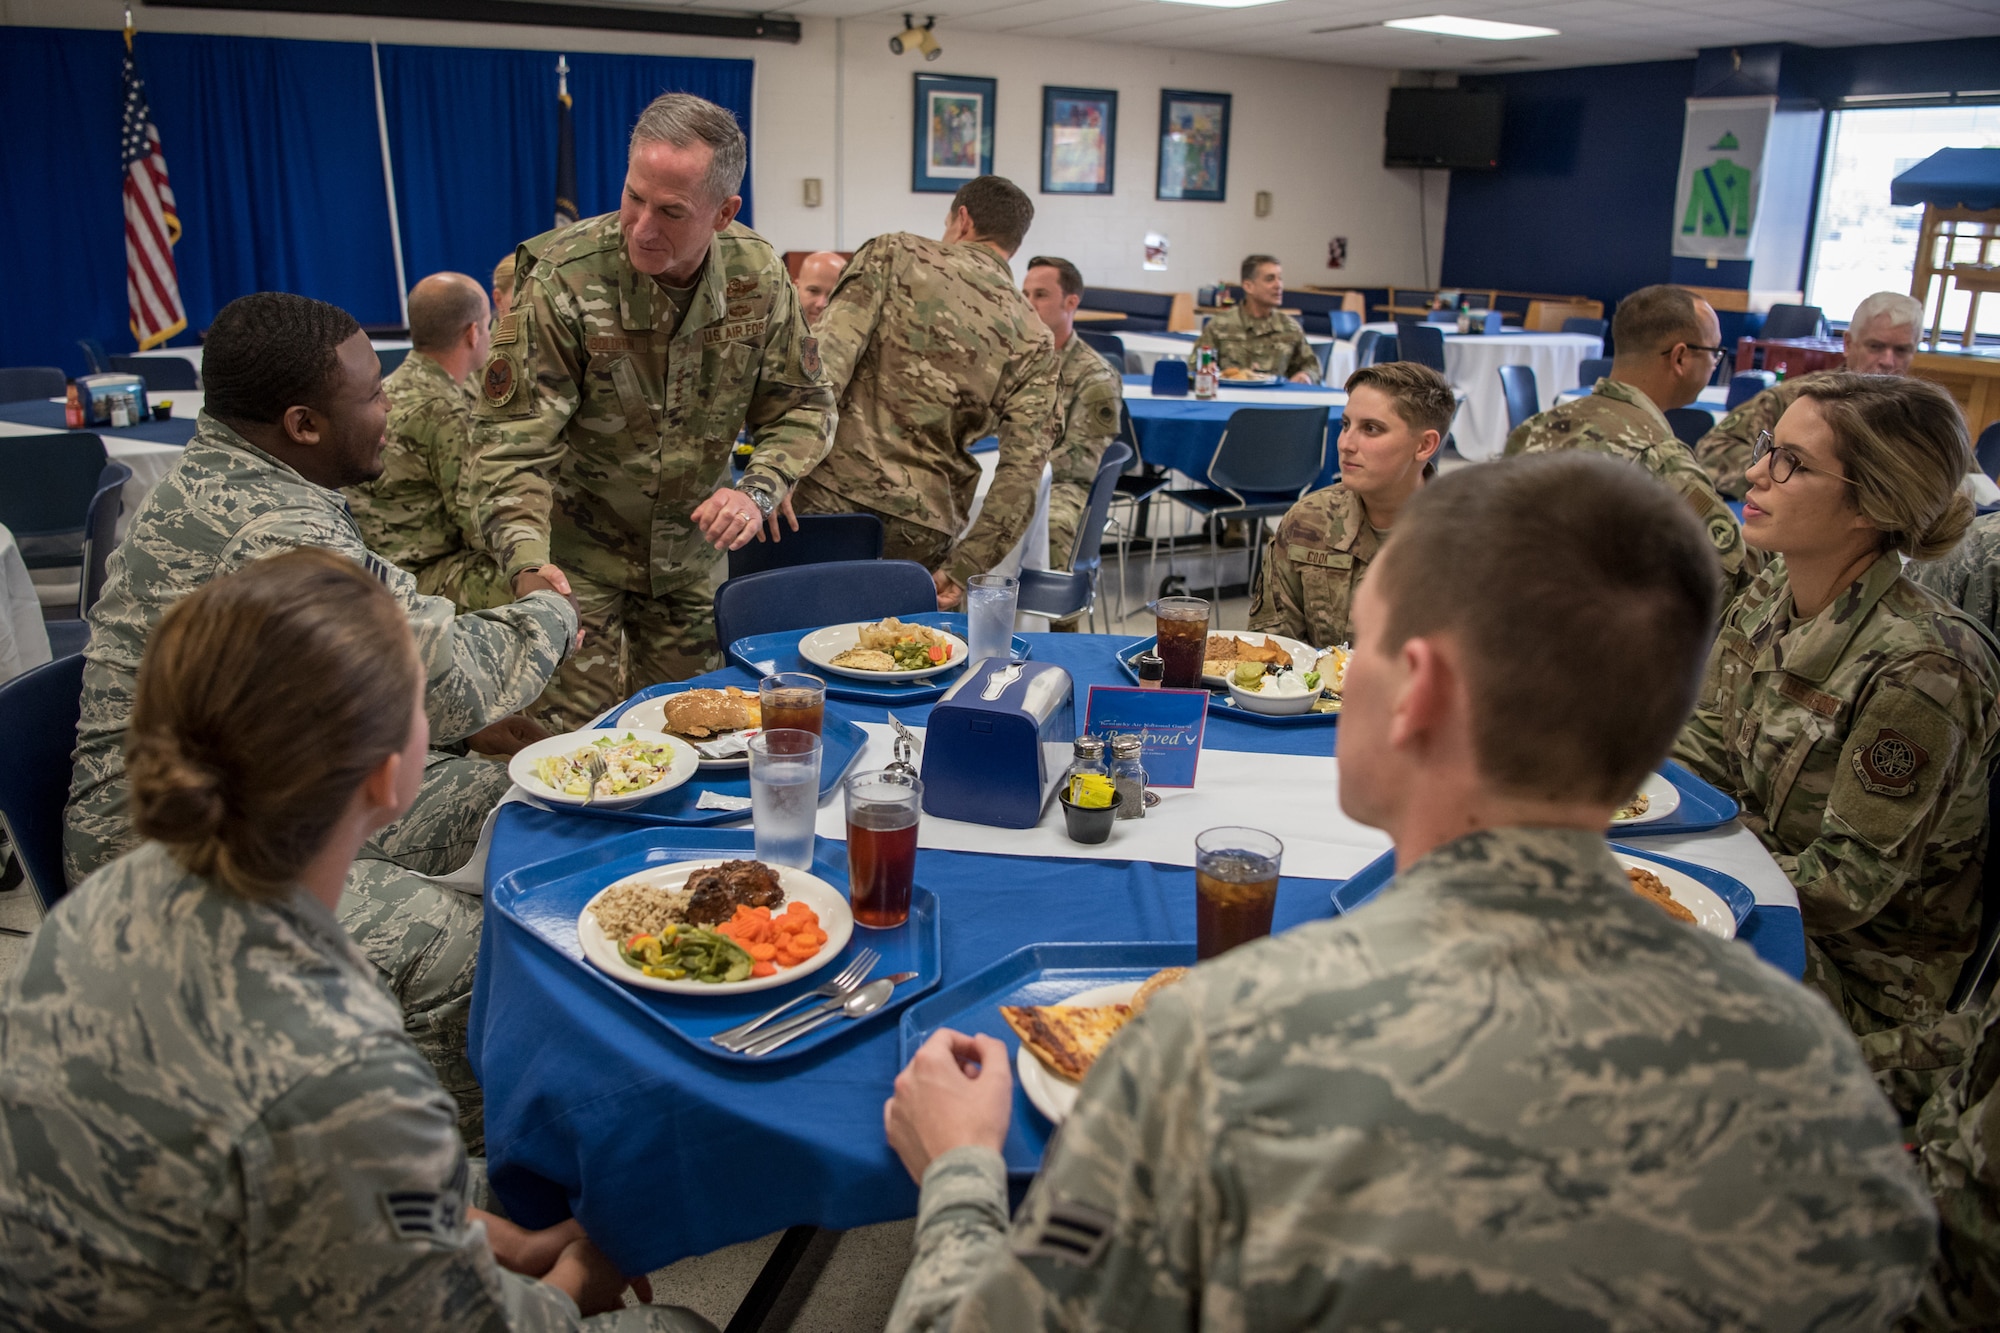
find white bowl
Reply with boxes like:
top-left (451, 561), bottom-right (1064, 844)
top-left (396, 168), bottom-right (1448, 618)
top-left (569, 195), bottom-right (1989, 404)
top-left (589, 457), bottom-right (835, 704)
top-left (1226, 677), bottom-right (1319, 716)
top-left (509, 727), bottom-right (701, 810)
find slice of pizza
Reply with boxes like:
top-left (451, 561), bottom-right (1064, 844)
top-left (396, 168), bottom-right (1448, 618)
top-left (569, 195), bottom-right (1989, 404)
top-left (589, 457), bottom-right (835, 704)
top-left (1001, 1004), bottom-right (1133, 1083)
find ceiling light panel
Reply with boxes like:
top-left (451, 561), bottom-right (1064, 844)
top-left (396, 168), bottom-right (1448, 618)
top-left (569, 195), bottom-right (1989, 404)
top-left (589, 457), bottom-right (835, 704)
top-left (1383, 14), bottom-right (1562, 39)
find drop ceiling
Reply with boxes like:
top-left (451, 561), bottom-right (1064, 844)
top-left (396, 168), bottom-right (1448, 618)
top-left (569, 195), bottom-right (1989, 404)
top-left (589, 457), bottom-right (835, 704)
top-left (548, 0), bottom-right (2000, 71)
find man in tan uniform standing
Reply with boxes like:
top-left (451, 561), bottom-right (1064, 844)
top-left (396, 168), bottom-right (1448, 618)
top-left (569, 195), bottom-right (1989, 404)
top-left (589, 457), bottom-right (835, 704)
top-left (466, 94), bottom-right (834, 728)
top-left (792, 175), bottom-right (1057, 609)
top-left (1020, 255), bottom-right (1122, 573)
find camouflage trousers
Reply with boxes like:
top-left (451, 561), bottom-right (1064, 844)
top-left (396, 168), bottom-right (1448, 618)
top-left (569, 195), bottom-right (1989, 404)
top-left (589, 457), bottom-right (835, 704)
top-left (412, 544), bottom-right (514, 613)
top-left (1807, 937), bottom-right (1981, 1120)
top-left (534, 569), bottom-right (720, 731)
top-left (792, 475), bottom-right (955, 570)
top-left (344, 751), bottom-right (510, 1153)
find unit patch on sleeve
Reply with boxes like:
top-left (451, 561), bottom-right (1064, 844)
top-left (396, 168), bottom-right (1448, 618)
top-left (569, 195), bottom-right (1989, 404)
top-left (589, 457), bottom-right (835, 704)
top-left (1852, 727), bottom-right (1927, 797)
top-left (481, 355), bottom-right (517, 407)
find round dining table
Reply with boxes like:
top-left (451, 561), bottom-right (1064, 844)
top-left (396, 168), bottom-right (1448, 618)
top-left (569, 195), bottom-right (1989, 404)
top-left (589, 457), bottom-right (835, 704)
top-left (467, 630), bottom-right (1806, 1279)
top-left (1121, 376), bottom-right (1346, 491)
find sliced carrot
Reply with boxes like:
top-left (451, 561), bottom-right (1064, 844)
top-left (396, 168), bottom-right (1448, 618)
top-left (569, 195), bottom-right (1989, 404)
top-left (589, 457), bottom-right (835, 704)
top-left (750, 961), bottom-right (776, 977)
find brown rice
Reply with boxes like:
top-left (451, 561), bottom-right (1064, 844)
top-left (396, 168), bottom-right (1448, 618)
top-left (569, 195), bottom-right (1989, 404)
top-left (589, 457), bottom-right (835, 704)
top-left (590, 882), bottom-right (692, 943)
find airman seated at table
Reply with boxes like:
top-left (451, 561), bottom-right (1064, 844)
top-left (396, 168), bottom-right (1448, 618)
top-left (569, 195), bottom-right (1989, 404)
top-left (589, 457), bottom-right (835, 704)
top-left (2, 550), bottom-right (712, 1333)
top-left (64, 291), bottom-right (579, 1150)
top-left (1021, 255), bottom-right (1122, 590)
top-left (792, 174), bottom-right (1057, 610)
top-left (1912, 511), bottom-right (2000, 643)
top-left (1186, 254), bottom-right (1319, 384)
top-left (1507, 282), bottom-right (1750, 599)
top-left (1249, 360), bottom-right (1446, 648)
top-left (1699, 291), bottom-right (1923, 500)
top-left (880, 451), bottom-right (1933, 1333)
top-left (344, 271), bottom-right (513, 611)
top-left (1673, 373), bottom-right (2000, 1119)
top-left (795, 249), bottom-right (847, 327)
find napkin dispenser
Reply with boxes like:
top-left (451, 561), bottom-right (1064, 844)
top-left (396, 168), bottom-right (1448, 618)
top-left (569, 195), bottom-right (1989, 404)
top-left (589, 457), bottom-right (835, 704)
top-left (77, 372), bottom-right (148, 426)
top-left (920, 659), bottom-right (1073, 829)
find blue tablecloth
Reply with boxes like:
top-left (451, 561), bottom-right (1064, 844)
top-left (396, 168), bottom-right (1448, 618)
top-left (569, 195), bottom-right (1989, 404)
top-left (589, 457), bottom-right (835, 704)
top-left (0, 398), bottom-right (197, 445)
top-left (1122, 376), bottom-right (1343, 490)
top-left (472, 632), bottom-right (1805, 1273)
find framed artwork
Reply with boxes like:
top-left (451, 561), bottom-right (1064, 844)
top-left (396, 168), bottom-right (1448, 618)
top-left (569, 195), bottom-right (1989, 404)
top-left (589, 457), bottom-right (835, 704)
top-left (1041, 85), bottom-right (1117, 195)
top-left (1157, 89), bottom-right (1231, 202)
top-left (912, 74), bottom-right (995, 193)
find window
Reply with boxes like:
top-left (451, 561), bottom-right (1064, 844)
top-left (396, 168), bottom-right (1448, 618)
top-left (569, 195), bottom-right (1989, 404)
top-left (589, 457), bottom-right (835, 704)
top-left (1806, 105), bottom-right (2000, 337)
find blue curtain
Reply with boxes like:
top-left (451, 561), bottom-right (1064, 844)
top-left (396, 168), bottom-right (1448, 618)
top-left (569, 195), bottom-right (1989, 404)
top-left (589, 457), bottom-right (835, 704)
top-left (379, 45), bottom-right (754, 290)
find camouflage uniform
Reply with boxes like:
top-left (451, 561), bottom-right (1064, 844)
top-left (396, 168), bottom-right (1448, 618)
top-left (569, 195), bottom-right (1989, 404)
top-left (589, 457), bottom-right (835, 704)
top-left (1508, 377), bottom-right (1751, 598)
top-left (467, 212), bottom-right (834, 728)
top-left (1911, 512), bottom-right (2000, 643)
top-left (65, 412), bottom-right (577, 1147)
top-left (1185, 303), bottom-right (1320, 383)
top-left (1674, 551), bottom-right (2000, 1116)
top-left (1248, 483), bottom-right (1378, 647)
top-left (1906, 983), bottom-right (2000, 1329)
top-left (1695, 372), bottom-right (1827, 501)
top-left (0, 841), bottom-right (711, 1333)
top-left (793, 232), bottom-right (1058, 586)
top-left (1045, 334), bottom-right (1123, 570)
top-left (887, 826), bottom-right (1934, 1333)
top-left (344, 349), bottom-right (512, 611)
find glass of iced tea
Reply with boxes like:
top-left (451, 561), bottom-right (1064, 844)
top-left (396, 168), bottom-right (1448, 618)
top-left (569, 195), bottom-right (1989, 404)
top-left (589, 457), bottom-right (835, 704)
top-left (1155, 596), bottom-right (1211, 690)
top-left (845, 768), bottom-right (921, 929)
top-left (759, 672), bottom-right (825, 737)
top-left (1194, 826), bottom-right (1283, 960)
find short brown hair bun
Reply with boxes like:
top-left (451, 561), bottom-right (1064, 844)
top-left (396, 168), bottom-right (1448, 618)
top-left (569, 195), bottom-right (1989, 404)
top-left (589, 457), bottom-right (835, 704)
top-left (126, 549), bottom-right (421, 900)
top-left (1794, 373), bottom-right (1973, 562)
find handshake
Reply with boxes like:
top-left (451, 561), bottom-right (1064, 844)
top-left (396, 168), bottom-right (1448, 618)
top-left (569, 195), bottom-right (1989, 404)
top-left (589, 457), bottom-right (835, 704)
top-left (512, 564), bottom-right (584, 649)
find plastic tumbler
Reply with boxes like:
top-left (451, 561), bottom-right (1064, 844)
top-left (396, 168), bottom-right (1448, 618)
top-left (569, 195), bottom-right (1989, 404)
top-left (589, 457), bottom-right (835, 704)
top-left (748, 729), bottom-right (821, 870)
top-left (845, 768), bottom-right (921, 928)
top-left (965, 574), bottom-right (1019, 664)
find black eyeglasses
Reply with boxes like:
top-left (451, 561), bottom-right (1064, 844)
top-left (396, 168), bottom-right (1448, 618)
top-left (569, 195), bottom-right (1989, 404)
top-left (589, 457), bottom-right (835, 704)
top-left (1670, 343), bottom-right (1730, 364)
top-left (1750, 430), bottom-right (1855, 486)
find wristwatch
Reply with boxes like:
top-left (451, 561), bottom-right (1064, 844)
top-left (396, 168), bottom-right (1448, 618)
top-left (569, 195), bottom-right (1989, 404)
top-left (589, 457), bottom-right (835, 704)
top-left (736, 481), bottom-right (777, 519)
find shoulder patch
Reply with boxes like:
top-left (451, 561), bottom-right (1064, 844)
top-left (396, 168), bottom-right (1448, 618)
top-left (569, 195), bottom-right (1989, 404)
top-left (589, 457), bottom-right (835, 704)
top-left (800, 334), bottom-right (821, 379)
top-left (481, 354), bottom-right (518, 407)
top-left (380, 1188), bottom-right (461, 1242)
top-left (1853, 727), bottom-right (1927, 796)
top-left (1012, 1198), bottom-right (1115, 1268)
top-left (491, 312), bottom-right (520, 346)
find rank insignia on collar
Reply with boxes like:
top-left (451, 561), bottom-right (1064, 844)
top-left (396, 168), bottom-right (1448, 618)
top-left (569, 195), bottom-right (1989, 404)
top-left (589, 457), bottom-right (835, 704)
top-left (482, 355), bottom-right (517, 406)
top-left (1854, 727), bottom-right (1926, 797)
top-left (801, 334), bottom-right (821, 379)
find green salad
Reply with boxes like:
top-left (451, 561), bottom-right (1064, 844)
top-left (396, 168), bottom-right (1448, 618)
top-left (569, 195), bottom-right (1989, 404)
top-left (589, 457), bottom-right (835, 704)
top-left (535, 733), bottom-right (677, 797)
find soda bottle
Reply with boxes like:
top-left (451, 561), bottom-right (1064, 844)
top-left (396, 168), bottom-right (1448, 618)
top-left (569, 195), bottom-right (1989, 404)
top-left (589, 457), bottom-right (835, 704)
top-left (64, 381), bottom-right (83, 429)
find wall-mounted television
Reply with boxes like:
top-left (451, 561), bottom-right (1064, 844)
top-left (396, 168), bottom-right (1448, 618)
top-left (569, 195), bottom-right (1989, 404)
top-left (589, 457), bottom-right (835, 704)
top-left (1384, 87), bottom-right (1504, 170)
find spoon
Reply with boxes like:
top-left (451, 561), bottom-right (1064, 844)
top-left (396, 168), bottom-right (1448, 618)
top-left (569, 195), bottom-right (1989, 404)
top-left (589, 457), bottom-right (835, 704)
top-left (743, 976), bottom-right (896, 1057)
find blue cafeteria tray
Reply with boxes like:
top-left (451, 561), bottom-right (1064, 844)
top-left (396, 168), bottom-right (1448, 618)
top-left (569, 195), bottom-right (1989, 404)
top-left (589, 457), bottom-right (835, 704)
top-left (728, 610), bottom-right (1032, 705)
top-left (899, 941), bottom-right (1195, 1176)
top-left (1329, 842), bottom-right (1756, 928)
top-left (1610, 761), bottom-right (1740, 837)
top-left (490, 828), bottom-right (942, 1064)
top-left (1116, 635), bottom-right (1340, 727)
top-left (561, 708), bottom-right (866, 828)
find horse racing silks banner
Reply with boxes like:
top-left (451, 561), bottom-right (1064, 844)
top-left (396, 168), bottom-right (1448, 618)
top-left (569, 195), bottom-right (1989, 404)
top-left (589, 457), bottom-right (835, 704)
top-left (1672, 96), bottom-right (1777, 263)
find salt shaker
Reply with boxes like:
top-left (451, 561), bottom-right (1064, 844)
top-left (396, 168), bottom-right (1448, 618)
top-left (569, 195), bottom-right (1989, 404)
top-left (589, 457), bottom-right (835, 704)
top-left (1109, 734), bottom-right (1147, 820)
top-left (1066, 735), bottom-right (1109, 802)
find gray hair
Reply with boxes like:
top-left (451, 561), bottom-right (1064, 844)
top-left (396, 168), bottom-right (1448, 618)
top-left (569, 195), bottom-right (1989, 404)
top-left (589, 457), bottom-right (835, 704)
top-left (1849, 290), bottom-right (1922, 333)
top-left (629, 93), bottom-right (746, 204)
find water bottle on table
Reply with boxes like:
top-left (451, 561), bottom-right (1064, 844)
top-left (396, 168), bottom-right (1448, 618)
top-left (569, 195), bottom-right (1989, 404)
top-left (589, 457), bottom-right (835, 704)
top-left (965, 573), bottom-right (1019, 664)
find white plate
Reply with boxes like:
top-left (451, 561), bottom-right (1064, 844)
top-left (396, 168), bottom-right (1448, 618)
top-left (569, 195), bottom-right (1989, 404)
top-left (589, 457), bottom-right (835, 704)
top-left (798, 622), bottom-right (969, 682)
top-left (618, 694), bottom-right (758, 771)
top-left (1200, 631), bottom-right (1318, 688)
top-left (1610, 771), bottom-right (1682, 827)
top-left (1014, 980), bottom-right (1139, 1126)
top-left (577, 859), bottom-right (855, 995)
top-left (509, 728), bottom-right (701, 809)
top-left (1218, 373), bottom-right (1280, 386)
top-left (1613, 852), bottom-right (1736, 940)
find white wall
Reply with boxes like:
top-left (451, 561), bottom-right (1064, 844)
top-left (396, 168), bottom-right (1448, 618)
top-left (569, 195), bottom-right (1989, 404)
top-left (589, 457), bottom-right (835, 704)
top-left (5, 1), bottom-right (1447, 293)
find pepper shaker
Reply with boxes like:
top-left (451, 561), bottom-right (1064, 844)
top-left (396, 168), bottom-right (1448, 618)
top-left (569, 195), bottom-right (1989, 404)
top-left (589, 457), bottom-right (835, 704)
top-left (1109, 734), bottom-right (1147, 820)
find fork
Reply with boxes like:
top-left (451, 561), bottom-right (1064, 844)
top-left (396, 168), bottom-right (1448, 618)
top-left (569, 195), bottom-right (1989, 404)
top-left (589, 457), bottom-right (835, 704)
top-left (580, 751), bottom-right (608, 808)
top-left (710, 947), bottom-right (879, 1048)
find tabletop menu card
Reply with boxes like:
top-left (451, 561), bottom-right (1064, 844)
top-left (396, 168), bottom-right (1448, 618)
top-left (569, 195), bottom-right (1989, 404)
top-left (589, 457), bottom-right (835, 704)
top-left (1082, 685), bottom-right (1208, 787)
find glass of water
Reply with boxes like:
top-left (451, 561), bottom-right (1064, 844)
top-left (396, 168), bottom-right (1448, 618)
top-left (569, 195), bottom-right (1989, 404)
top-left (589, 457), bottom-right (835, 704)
top-left (748, 729), bottom-right (821, 869)
top-left (965, 573), bottom-right (1018, 664)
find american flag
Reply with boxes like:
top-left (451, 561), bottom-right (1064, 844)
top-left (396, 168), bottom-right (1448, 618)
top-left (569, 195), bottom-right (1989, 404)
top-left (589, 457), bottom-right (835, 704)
top-left (121, 29), bottom-right (185, 350)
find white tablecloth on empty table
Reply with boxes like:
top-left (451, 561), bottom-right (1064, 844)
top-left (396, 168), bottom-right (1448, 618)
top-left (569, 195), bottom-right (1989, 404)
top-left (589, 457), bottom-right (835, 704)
top-left (1335, 326), bottom-right (1602, 460)
top-left (0, 523), bottom-right (53, 684)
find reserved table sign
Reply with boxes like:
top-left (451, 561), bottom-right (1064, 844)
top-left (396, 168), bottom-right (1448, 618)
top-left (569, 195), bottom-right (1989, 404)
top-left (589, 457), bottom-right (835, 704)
top-left (1083, 685), bottom-right (1208, 787)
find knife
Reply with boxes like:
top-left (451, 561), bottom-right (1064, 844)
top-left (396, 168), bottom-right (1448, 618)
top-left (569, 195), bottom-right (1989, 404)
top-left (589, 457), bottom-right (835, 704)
top-left (726, 970), bottom-right (917, 1052)
top-left (743, 972), bottom-right (918, 1057)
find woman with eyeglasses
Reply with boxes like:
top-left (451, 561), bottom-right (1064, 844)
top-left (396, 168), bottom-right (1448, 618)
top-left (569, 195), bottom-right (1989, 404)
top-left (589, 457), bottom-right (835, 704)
top-left (1674, 373), bottom-right (2000, 1120)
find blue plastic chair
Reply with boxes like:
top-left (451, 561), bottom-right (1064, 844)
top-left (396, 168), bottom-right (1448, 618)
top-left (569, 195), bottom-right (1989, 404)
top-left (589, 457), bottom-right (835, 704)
top-left (376, 346), bottom-right (412, 376)
top-left (1561, 317), bottom-right (1608, 338)
top-left (1151, 358), bottom-right (1190, 396)
top-left (1353, 330), bottom-right (1397, 368)
top-left (1760, 304), bottom-right (1824, 340)
top-left (1328, 310), bottom-right (1362, 339)
top-left (1498, 363), bottom-right (1539, 433)
top-left (0, 366), bottom-right (64, 404)
top-left (1577, 358), bottom-right (1612, 388)
top-left (725, 512), bottom-right (884, 580)
top-left (0, 434), bottom-right (110, 567)
top-left (109, 355), bottom-right (197, 391)
top-left (1017, 441), bottom-right (1133, 631)
top-left (1076, 330), bottom-right (1128, 374)
top-left (1161, 407), bottom-right (1328, 623)
top-left (1393, 321), bottom-right (1448, 373)
top-left (713, 559), bottom-right (937, 648)
top-left (0, 654), bottom-right (86, 916)
top-left (1977, 421), bottom-right (2000, 483)
top-left (1664, 408), bottom-right (1712, 449)
top-left (1726, 371), bottom-right (1776, 411)
top-left (76, 339), bottom-right (109, 374)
